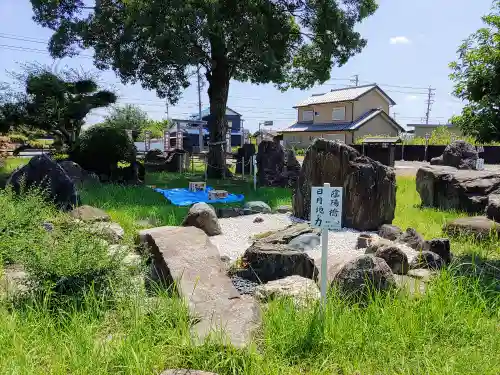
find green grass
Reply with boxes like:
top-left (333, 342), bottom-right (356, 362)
top-left (0, 159), bottom-right (499, 374)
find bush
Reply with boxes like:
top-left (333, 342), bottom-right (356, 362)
top-left (0, 188), bottom-right (123, 300)
top-left (71, 125), bottom-right (137, 177)
top-left (8, 134), bottom-right (28, 144)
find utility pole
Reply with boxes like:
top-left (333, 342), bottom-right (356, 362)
top-left (350, 74), bottom-right (359, 86)
top-left (392, 111), bottom-right (398, 120)
top-left (197, 65), bottom-right (203, 120)
top-left (165, 101), bottom-right (169, 119)
top-left (425, 86), bottom-right (436, 124)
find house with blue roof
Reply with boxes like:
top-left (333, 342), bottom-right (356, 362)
top-left (281, 84), bottom-right (404, 147)
top-left (180, 106), bottom-right (243, 148)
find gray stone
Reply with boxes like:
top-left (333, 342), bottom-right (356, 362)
top-left (356, 233), bottom-right (379, 249)
top-left (70, 205), bottom-right (110, 223)
top-left (293, 139), bottom-right (396, 231)
top-left (241, 241), bottom-right (318, 283)
top-left (257, 223), bottom-right (314, 244)
top-left (424, 238), bottom-right (451, 264)
top-left (485, 194), bottom-right (500, 221)
top-left (444, 216), bottom-right (500, 240)
top-left (275, 205), bottom-right (293, 214)
top-left (409, 251), bottom-right (444, 270)
top-left (255, 275), bottom-right (320, 307)
top-left (0, 264), bottom-right (29, 296)
top-left (182, 202), bottom-right (221, 236)
top-left (394, 275), bottom-right (427, 295)
top-left (430, 140), bottom-right (478, 170)
top-left (90, 222), bottom-right (124, 243)
top-left (397, 228), bottom-right (425, 250)
top-left (216, 207), bottom-right (245, 218)
top-left (122, 253), bottom-right (142, 271)
top-left (256, 140), bottom-right (285, 187)
top-left (42, 222), bottom-right (54, 232)
top-left (375, 245), bottom-right (409, 275)
top-left (253, 216), bottom-right (264, 223)
top-left (408, 268), bottom-right (436, 282)
top-left (139, 226), bottom-right (260, 348)
top-left (287, 233), bottom-right (321, 251)
top-left (416, 165), bottom-right (500, 214)
top-left (330, 254), bottom-right (396, 297)
top-left (365, 238), bottom-right (394, 254)
top-left (6, 154), bottom-right (79, 210)
top-left (59, 160), bottom-right (99, 185)
top-left (243, 201), bottom-right (272, 214)
top-left (378, 224), bottom-right (403, 241)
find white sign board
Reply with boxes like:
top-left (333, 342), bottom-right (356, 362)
top-left (144, 131), bottom-right (151, 152)
top-left (476, 158), bottom-right (485, 170)
top-left (311, 186), bottom-right (343, 231)
top-left (163, 130), bottom-right (171, 152)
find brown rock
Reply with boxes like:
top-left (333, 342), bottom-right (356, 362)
top-left (182, 202), bottom-right (221, 236)
top-left (70, 205), bottom-right (110, 223)
top-left (397, 228), bottom-right (425, 250)
top-left (378, 224), bottom-right (403, 241)
top-left (59, 160), bottom-right (99, 185)
top-left (139, 226), bottom-right (260, 348)
top-left (423, 238), bottom-right (451, 264)
top-left (256, 140), bottom-right (285, 187)
top-left (375, 245), bottom-right (409, 275)
top-left (257, 223), bottom-right (313, 244)
top-left (292, 139), bottom-right (396, 231)
top-left (430, 141), bottom-right (478, 170)
top-left (485, 194), bottom-right (500, 221)
top-left (356, 233), bottom-right (378, 249)
top-left (409, 251), bottom-right (444, 270)
top-left (416, 165), bottom-right (500, 214)
top-left (444, 216), bottom-right (500, 240)
top-left (365, 238), bottom-right (394, 254)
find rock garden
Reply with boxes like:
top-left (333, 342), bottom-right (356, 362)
top-left (0, 138), bottom-right (499, 375)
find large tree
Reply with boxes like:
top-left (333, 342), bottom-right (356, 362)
top-left (449, 1), bottom-right (500, 142)
top-left (30, 0), bottom-right (378, 177)
top-left (103, 104), bottom-right (149, 132)
top-left (0, 65), bottom-right (116, 147)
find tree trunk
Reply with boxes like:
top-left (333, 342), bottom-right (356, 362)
top-left (206, 60), bottom-right (231, 179)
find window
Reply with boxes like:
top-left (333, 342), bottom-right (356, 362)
top-left (302, 110), bottom-right (314, 122)
top-left (332, 107), bottom-right (346, 121)
top-left (227, 121), bottom-right (232, 129)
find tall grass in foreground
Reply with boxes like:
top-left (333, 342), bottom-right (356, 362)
top-left (1, 168), bottom-right (500, 373)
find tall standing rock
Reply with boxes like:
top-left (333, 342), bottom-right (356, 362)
top-left (293, 139), bottom-right (396, 231)
top-left (256, 140), bottom-right (285, 187)
top-left (6, 154), bottom-right (79, 210)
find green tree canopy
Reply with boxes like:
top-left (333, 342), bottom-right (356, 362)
top-left (103, 104), bottom-right (149, 132)
top-left (30, 0), bottom-right (378, 177)
top-left (0, 64), bottom-right (116, 147)
top-left (449, 0), bottom-right (500, 142)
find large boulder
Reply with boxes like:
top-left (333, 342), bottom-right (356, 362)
top-left (485, 194), bottom-right (500, 221)
top-left (6, 154), bottom-right (79, 210)
top-left (244, 201), bottom-right (272, 214)
top-left (424, 238), bottom-right (452, 264)
top-left (444, 216), bottom-right (500, 240)
top-left (182, 203), bottom-right (221, 236)
top-left (70, 205), bottom-right (110, 223)
top-left (430, 141), bottom-right (478, 170)
top-left (254, 275), bottom-right (320, 307)
top-left (293, 139), bottom-right (396, 231)
top-left (330, 254), bottom-right (396, 297)
top-left (257, 140), bottom-right (285, 187)
top-left (59, 160), bottom-right (99, 185)
top-left (416, 165), bottom-right (500, 213)
top-left (374, 246), bottom-right (409, 275)
top-left (282, 149), bottom-right (302, 188)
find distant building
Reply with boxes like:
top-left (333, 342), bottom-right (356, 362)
top-left (187, 107), bottom-right (244, 147)
top-left (408, 123), bottom-right (461, 138)
top-left (280, 84), bottom-right (404, 147)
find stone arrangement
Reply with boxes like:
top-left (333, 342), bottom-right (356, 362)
top-left (256, 140), bottom-right (301, 188)
top-left (430, 140), bottom-right (479, 169)
top-left (293, 138), bottom-right (396, 231)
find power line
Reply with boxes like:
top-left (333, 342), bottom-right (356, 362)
top-left (425, 86), bottom-right (436, 124)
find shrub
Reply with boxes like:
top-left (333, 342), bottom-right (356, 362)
top-left (8, 134), bottom-right (28, 144)
top-left (0, 188), bottom-right (124, 300)
top-left (71, 125), bottom-right (137, 177)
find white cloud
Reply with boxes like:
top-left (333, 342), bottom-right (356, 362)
top-left (406, 95), bottom-right (418, 101)
top-left (389, 36), bottom-right (411, 45)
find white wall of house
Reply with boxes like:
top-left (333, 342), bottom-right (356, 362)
top-left (283, 132), bottom-right (351, 148)
top-left (413, 125), bottom-right (461, 138)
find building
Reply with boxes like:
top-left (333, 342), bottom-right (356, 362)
top-left (186, 107), bottom-right (244, 147)
top-left (408, 123), bottom-right (461, 138)
top-left (281, 84), bottom-right (404, 147)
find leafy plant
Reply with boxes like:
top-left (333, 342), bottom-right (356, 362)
top-left (30, 0), bottom-right (378, 178)
top-left (70, 125), bottom-right (137, 178)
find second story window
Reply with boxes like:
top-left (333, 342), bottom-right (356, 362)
top-left (302, 110), bottom-right (314, 122)
top-left (332, 107), bottom-right (346, 121)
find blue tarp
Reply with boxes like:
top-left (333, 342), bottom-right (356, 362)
top-left (154, 186), bottom-right (245, 206)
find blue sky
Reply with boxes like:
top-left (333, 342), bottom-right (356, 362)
top-left (0, 0), bottom-right (494, 131)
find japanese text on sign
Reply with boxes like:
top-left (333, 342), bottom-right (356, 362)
top-left (311, 186), bottom-right (343, 230)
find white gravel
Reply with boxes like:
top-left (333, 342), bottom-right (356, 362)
top-left (211, 213), bottom-right (366, 262)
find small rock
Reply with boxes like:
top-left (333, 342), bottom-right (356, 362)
top-left (375, 245), bottom-right (409, 275)
top-left (231, 276), bottom-right (259, 295)
top-left (330, 255), bottom-right (396, 297)
top-left (253, 216), bottom-right (264, 223)
top-left (275, 205), bottom-right (293, 214)
top-left (409, 251), bottom-right (444, 270)
top-left (394, 275), bottom-right (427, 295)
top-left (378, 224), bottom-right (403, 241)
top-left (424, 238), bottom-right (452, 264)
top-left (182, 202), bottom-right (221, 236)
top-left (122, 253), bottom-right (142, 270)
top-left (255, 275), bottom-right (320, 307)
top-left (365, 238), bottom-right (393, 254)
top-left (356, 233), bottom-right (378, 249)
top-left (244, 201), bottom-right (272, 214)
top-left (407, 268), bottom-right (436, 282)
top-left (70, 205), bottom-right (110, 223)
top-left (90, 222), bottom-right (124, 243)
top-left (0, 264), bottom-right (29, 295)
top-left (485, 194), bottom-right (500, 221)
top-left (42, 222), bottom-right (54, 232)
top-left (216, 207), bottom-right (244, 218)
top-left (287, 233), bottom-right (321, 251)
top-left (220, 255), bottom-right (230, 264)
top-left (397, 228), bottom-right (425, 250)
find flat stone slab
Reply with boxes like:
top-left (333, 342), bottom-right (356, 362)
top-left (139, 226), bottom-right (260, 347)
top-left (444, 216), bottom-right (500, 240)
